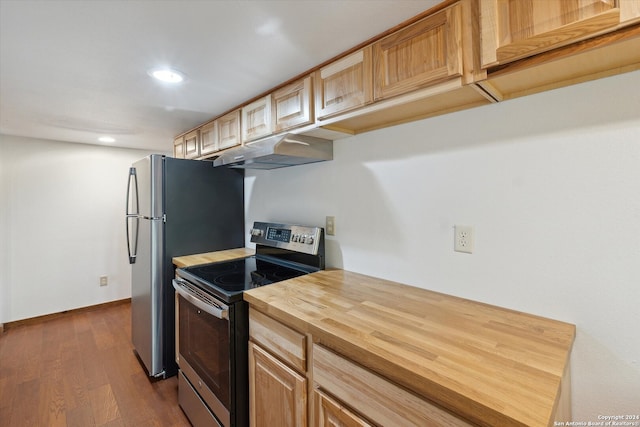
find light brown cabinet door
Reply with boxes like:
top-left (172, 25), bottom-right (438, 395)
top-left (313, 389), bottom-right (372, 427)
top-left (217, 109), bottom-right (242, 150)
top-left (249, 342), bottom-right (307, 427)
top-left (373, 3), bottom-right (463, 101)
top-left (199, 121), bottom-right (217, 157)
top-left (481, 0), bottom-right (640, 67)
top-left (315, 47), bottom-right (373, 120)
top-left (242, 95), bottom-right (273, 142)
top-left (273, 76), bottom-right (314, 132)
top-left (183, 130), bottom-right (200, 159)
top-left (173, 136), bottom-right (185, 158)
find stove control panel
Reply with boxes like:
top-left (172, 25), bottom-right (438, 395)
top-left (250, 222), bottom-right (324, 255)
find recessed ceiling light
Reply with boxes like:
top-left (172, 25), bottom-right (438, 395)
top-left (149, 68), bottom-right (185, 83)
top-left (98, 136), bottom-right (116, 143)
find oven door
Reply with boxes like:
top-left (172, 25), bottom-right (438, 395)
top-left (174, 279), bottom-right (231, 427)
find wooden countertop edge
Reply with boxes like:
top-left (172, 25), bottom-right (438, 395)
top-left (243, 270), bottom-right (576, 427)
top-left (172, 247), bottom-right (255, 268)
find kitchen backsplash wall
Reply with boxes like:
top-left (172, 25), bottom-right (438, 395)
top-left (0, 135), bottom-right (157, 323)
top-left (244, 70), bottom-right (640, 419)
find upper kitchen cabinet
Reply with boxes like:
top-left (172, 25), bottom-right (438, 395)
top-left (481, 0), bottom-right (640, 68)
top-left (314, 47), bottom-right (373, 120)
top-left (314, 0), bottom-right (492, 135)
top-left (217, 109), bottom-right (242, 151)
top-left (272, 75), bottom-right (314, 132)
top-left (183, 129), bottom-right (200, 159)
top-left (173, 136), bottom-right (185, 159)
top-left (242, 95), bottom-right (273, 142)
top-left (373, 3), bottom-right (464, 101)
top-left (477, 1), bottom-right (640, 102)
top-left (199, 120), bottom-right (217, 158)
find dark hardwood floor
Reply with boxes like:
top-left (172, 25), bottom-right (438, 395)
top-left (0, 301), bottom-right (191, 426)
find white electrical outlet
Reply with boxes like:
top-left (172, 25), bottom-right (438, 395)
top-left (100, 276), bottom-right (108, 286)
top-left (454, 225), bottom-right (474, 254)
top-left (326, 216), bottom-right (336, 236)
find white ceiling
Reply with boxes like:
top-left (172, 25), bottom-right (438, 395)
top-left (0, 0), bottom-right (440, 152)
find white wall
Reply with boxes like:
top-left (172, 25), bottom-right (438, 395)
top-left (0, 135), bottom-right (156, 322)
top-left (245, 71), bottom-right (640, 419)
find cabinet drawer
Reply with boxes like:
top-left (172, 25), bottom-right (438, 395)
top-left (249, 309), bottom-right (306, 372)
top-left (313, 344), bottom-right (472, 427)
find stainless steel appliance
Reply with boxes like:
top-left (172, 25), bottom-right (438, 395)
top-left (212, 133), bottom-right (333, 169)
top-left (126, 154), bottom-right (244, 379)
top-left (173, 221), bottom-right (325, 427)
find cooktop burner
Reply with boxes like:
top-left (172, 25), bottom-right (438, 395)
top-left (177, 256), bottom-right (311, 303)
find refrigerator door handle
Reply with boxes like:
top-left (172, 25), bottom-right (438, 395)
top-left (126, 167), bottom-right (139, 264)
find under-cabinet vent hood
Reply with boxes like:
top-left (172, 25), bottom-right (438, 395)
top-left (212, 133), bottom-right (333, 170)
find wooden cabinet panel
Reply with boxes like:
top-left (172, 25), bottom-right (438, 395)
top-left (249, 309), bottom-right (306, 372)
top-left (313, 344), bottom-right (472, 427)
top-left (173, 136), bottom-right (185, 159)
top-left (249, 342), bottom-right (307, 427)
top-left (481, 0), bottom-right (640, 67)
top-left (242, 95), bottom-right (273, 142)
top-left (373, 3), bottom-right (463, 101)
top-left (313, 389), bottom-right (372, 427)
top-left (315, 47), bottom-right (373, 120)
top-left (217, 109), bottom-right (241, 150)
top-left (184, 130), bottom-right (200, 159)
top-left (199, 120), bottom-right (217, 157)
top-left (273, 75), bottom-right (314, 132)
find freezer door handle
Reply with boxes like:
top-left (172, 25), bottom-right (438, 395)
top-left (126, 167), bottom-right (139, 264)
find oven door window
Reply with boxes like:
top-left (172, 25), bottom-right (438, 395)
top-left (178, 295), bottom-right (230, 410)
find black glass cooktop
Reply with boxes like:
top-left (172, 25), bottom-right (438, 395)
top-left (177, 256), bottom-right (312, 303)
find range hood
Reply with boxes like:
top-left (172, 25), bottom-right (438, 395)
top-left (212, 133), bottom-right (333, 170)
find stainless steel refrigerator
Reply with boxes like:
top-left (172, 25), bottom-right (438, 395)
top-left (126, 154), bottom-right (243, 378)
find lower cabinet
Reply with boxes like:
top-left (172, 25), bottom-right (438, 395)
top-left (248, 308), bottom-right (473, 427)
top-left (314, 389), bottom-right (372, 427)
top-left (248, 340), bottom-right (307, 427)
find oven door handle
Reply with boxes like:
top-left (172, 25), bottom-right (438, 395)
top-left (172, 279), bottom-right (229, 320)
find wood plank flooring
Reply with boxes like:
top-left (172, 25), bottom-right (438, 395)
top-left (0, 301), bottom-right (191, 426)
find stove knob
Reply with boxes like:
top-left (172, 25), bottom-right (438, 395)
top-left (307, 236), bottom-right (314, 244)
top-left (292, 234), bottom-right (298, 242)
top-left (300, 235), bottom-right (306, 243)
top-left (250, 228), bottom-right (264, 237)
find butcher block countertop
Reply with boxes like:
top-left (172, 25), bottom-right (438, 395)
top-left (243, 269), bottom-right (576, 427)
top-left (172, 247), bottom-right (254, 268)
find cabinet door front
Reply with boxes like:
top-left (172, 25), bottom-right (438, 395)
top-left (242, 95), bottom-right (273, 142)
top-left (249, 342), bottom-right (307, 427)
top-left (314, 389), bottom-right (372, 427)
top-left (315, 47), bottom-right (373, 120)
top-left (217, 109), bottom-right (242, 150)
top-left (199, 121), bottom-right (217, 157)
top-left (481, 0), bottom-right (639, 67)
top-left (373, 4), bottom-right (463, 101)
top-left (273, 76), bottom-right (313, 132)
top-left (174, 136), bottom-right (185, 159)
top-left (184, 130), bottom-right (200, 159)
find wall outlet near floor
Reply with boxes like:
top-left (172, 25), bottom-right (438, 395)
top-left (454, 225), bottom-right (474, 254)
top-left (99, 275), bottom-right (108, 286)
top-left (326, 216), bottom-right (336, 236)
